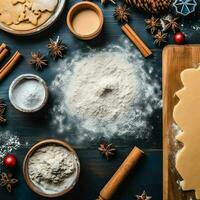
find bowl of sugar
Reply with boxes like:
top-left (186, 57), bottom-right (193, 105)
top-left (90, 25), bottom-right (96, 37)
top-left (9, 74), bottom-right (48, 112)
top-left (23, 139), bottom-right (80, 197)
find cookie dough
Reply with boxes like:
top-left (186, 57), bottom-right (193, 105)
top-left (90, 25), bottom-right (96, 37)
top-left (30, 0), bottom-right (58, 12)
top-left (173, 67), bottom-right (200, 199)
top-left (0, 1), bottom-right (24, 25)
top-left (0, 0), bottom-right (58, 31)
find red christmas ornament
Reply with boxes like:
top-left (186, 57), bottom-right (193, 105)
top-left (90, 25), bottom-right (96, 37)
top-left (174, 32), bottom-right (185, 44)
top-left (3, 155), bottom-right (17, 168)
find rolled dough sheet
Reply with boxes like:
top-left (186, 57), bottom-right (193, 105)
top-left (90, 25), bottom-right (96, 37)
top-left (173, 67), bottom-right (200, 199)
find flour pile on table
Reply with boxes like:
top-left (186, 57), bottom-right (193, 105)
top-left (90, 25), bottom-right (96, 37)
top-left (51, 41), bottom-right (161, 142)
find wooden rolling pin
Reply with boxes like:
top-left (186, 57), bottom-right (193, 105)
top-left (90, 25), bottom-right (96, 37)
top-left (97, 146), bottom-right (144, 200)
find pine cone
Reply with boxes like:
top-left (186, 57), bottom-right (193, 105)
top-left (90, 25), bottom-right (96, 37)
top-left (125, 0), bottom-right (172, 14)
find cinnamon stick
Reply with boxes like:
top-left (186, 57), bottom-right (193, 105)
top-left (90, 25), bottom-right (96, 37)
top-left (0, 48), bottom-right (9, 62)
top-left (121, 24), bottom-right (152, 58)
top-left (97, 146), bottom-right (144, 200)
top-left (0, 43), bottom-right (7, 54)
top-left (0, 51), bottom-right (22, 81)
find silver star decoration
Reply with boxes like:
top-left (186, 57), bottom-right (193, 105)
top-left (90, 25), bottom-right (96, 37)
top-left (136, 191), bottom-right (152, 200)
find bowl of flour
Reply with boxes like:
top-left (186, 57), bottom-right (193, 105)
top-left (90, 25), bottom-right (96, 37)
top-left (9, 74), bottom-right (48, 112)
top-left (23, 139), bottom-right (80, 197)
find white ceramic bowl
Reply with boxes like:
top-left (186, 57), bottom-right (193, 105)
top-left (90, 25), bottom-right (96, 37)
top-left (9, 74), bottom-right (48, 112)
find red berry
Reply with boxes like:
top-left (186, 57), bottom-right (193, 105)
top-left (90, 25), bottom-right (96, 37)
top-left (174, 32), bottom-right (185, 44)
top-left (3, 155), bottom-right (17, 168)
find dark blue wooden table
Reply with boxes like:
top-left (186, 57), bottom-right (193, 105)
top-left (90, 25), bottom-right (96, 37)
top-left (0, 1), bottom-right (200, 199)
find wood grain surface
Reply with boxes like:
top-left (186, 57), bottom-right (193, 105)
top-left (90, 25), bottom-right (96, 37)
top-left (163, 45), bottom-right (200, 200)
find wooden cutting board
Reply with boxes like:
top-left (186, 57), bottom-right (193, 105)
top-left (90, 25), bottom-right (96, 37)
top-left (163, 45), bottom-right (200, 200)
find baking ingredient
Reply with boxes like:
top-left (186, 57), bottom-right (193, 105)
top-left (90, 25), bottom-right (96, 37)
top-left (0, 1), bottom-right (25, 25)
top-left (28, 145), bottom-right (79, 194)
top-left (0, 43), bottom-right (8, 61)
top-left (51, 41), bottom-right (161, 143)
top-left (48, 37), bottom-right (66, 60)
top-left (174, 32), bottom-right (185, 44)
top-left (0, 99), bottom-right (6, 123)
top-left (125, 0), bottom-right (171, 14)
top-left (0, 0), bottom-right (58, 31)
top-left (3, 155), bottom-right (17, 168)
top-left (145, 16), bottom-right (160, 34)
top-left (0, 51), bottom-right (22, 81)
top-left (173, 0), bottom-right (197, 16)
top-left (72, 9), bottom-right (100, 35)
top-left (0, 172), bottom-right (18, 192)
top-left (173, 67), bottom-right (200, 199)
top-left (113, 5), bottom-right (130, 22)
top-left (154, 30), bottom-right (167, 46)
top-left (30, 0), bottom-right (58, 12)
top-left (0, 99), bottom-right (6, 110)
top-left (164, 17), bottom-right (179, 33)
top-left (98, 143), bottom-right (116, 160)
top-left (97, 147), bottom-right (144, 200)
top-left (0, 43), bottom-right (7, 53)
top-left (136, 191), bottom-right (152, 200)
top-left (121, 24), bottom-right (152, 57)
top-left (0, 47), bottom-right (9, 62)
top-left (28, 52), bottom-right (47, 70)
top-left (11, 79), bottom-right (46, 111)
top-left (0, 132), bottom-right (21, 164)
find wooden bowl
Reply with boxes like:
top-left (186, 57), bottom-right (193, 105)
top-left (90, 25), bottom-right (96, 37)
top-left (67, 1), bottom-right (104, 40)
top-left (23, 139), bottom-right (80, 198)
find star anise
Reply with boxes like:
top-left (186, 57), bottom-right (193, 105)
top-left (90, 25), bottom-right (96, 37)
top-left (154, 30), bottom-right (167, 46)
top-left (145, 16), bottom-right (160, 34)
top-left (28, 52), bottom-right (47, 70)
top-left (101, 0), bottom-right (115, 5)
top-left (0, 172), bottom-right (18, 192)
top-left (164, 17), bottom-right (179, 33)
top-left (0, 99), bottom-right (6, 123)
top-left (48, 37), bottom-right (66, 60)
top-left (136, 191), bottom-right (152, 200)
top-left (98, 143), bottom-right (116, 160)
top-left (0, 100), bottom-right (6, 109)
top-left (113, 5), bottom-right (130, 22)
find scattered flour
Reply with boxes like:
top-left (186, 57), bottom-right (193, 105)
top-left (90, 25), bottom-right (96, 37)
top-left (0, 131), bottom-right (21, 164)
top-left (50, 40), bottom-right (161, 143)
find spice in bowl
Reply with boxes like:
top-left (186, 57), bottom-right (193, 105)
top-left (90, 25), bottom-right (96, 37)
top-left (67, 1), bottom-right (104, 40)
top-left (23, 139), bottom-right (80, 197)
top-left (9, 74), bottom-right (48, 112)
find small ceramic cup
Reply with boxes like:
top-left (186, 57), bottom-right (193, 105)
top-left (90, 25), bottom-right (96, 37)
top-left (23, 139), bottom-right (80, 198)
top-left (9, 74), bottom-right (48, 113)
top-left (67, 1), bottom-right (104, 40)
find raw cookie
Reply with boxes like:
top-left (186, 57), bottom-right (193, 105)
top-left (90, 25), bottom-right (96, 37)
top-left (12, 0), bottom-right (26, 5)
top-left (0, 0), bottom-right (24, 25)
top-left (24, 7), bottom-right (40, 25)
top-left (10, 11), bottom-right (51, 30)
top-left (29, 0), bottom-right (58, 12)
top-left (173, 67), bottom-right (200, 199)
